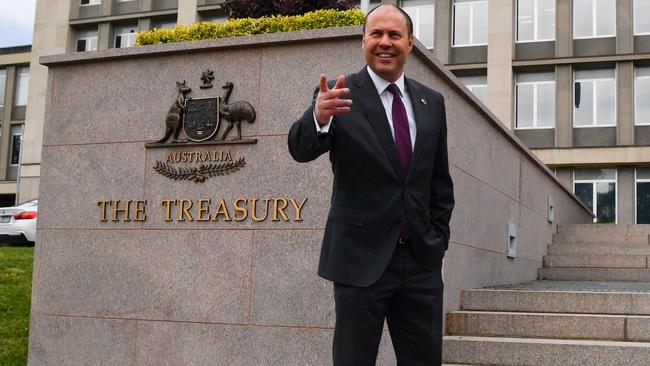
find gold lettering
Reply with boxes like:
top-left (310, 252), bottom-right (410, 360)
top-left (98, 200), bottom-right (110, 222)
top-left (161, 199), bottom-right (176, 221)
top-left (178, 199), bottom-right (194, 221)
top-left (224, 150), bottom-right (232, 161)
top-left (203, 151), bottom-right (211, 162)
top-left (232, 198), bottom-right (248, 221)
top-left (166, 153), bottom-right (173, 163)
top-left (133, 200), bottom-right (147, 222)
top-left (197, 199), bottom-right (211, 221)
top-left (111, 200), bottom-right (132, 222)
top-left (212, 199), bottom-right (232, 221)
top-left (272, 198), bottom-right (289, 221)
top-left (250, 198), bottom-right (270, 222)
top-left (288, 198), bottom-right (308, 221)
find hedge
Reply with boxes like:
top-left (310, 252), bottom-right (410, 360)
top-left (136, 8), bottom-right (365, 46)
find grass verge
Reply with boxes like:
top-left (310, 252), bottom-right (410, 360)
top-left (0, 246), bottom-right (33, 366)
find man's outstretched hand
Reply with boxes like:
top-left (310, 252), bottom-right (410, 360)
top-left (315, 74), bottom-right (352, 126)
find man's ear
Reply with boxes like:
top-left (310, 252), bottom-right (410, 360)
top-left (408, 34), bottom-right (414, 51)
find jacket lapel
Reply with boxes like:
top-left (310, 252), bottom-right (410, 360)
top-left (354, 68), bottom-right (403, 181)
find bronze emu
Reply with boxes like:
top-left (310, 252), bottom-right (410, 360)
top-left (219, 82), bottom-right (256, 140)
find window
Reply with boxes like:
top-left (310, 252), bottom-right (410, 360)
top-left (573, 0), bottom-right (615, 38)
top-left (9, 125), bottom-right (23, 166)
top-left (635, 66), bottom-right (650, 125)
top-left (573, 68), bottom-right (616, 127)
top-left (637, 168), bottom-right (650, 224)
top-left (80, 0), bottom-right (100, 5)
top-left (517, 0), bottom-right (555, 42)
top-left (516, 71), bottom-right (555, 129)
top-left (635, 0), bottom-right (650, 35)
top-left (153, 20), bottom-right (176, 29)
top-left (0, 69), bottom-right (5, 108)
top-left (353, 0), bottom-right (382, 13)
top-left (458, 74), bottom-right (488, 104)
top-left (114, 24), bottom-right (138, 48)
top-left (402, 0), bottom-right (435, 49)
top-left (574, 168), bottom-right (616, 223)
top-left (14, 67), bottom-right (29, 107)
top-left (453, 0), bottom-right (487, 47)
top-left (76, 29), bottom-right (98, 52)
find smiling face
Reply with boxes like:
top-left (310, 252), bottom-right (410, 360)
top-left (362, 5), bottom-right (414, 83)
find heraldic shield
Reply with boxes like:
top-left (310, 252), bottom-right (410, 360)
top-left (183, 97), bottom-right (221, 142)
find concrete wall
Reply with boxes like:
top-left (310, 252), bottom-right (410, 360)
top-left (29, 27), bottom-right (593, 365)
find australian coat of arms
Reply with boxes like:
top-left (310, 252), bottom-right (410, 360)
top-left (145, 70), bottom-right (257, 183)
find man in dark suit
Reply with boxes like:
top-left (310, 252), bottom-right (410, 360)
top-left (288, 4), bottom-right (454, 365)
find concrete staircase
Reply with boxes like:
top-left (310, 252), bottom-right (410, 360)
top-left (442, 224), bottom-right (650, 366)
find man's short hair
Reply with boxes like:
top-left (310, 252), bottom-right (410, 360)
top-left (362, 4), bottom-right (414, 36)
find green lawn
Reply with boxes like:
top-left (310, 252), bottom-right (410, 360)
top-left (0, 246), bottom-right (33, 366)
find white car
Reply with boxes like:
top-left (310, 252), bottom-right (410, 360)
top-left (0, 199), bottom-right (38, 244)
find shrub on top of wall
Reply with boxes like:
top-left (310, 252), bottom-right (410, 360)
top-left (223, 0), bottom-right (352, 19)
top-left (136, 8), bottom-right (364, 46)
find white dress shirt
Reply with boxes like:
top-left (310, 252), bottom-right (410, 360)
top-left (314, 66), bottom-right (417, 151)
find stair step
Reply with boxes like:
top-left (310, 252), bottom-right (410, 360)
top-left (539, 267), bottom-right (650, 282)
top-left (462, 282), bottom-right (650, 315)
top-left (543, 254), bottom-right (648, 268)
top-left (443, 336), bottom-right (650, 366)
top-left (447, 311), bottom-right (650, 341)
top-left (548, 243), bottom-right (650, 255)
top-left (555, 224), bottom-right (650, 245)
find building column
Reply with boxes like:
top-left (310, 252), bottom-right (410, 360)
top-left (617, 61), bottom-right (635, 145)
top-left (555, 65), bottom-right (573, 147)
top-left (554, 168), bottom-right (573, 192)
top-left (556, 0), bottom-right (572, 57)
top-left (617, 0), bottom-right (634, 54)
top-left (141, 0), bottom-right (153, 12)
top-left (486, 0), bottom-right (513, 128)
top-left (177, 0), bottom-right (199, 25)
top-left (101, 0), bottom-right (113, 16)
top-left (0, 66), bottom-right (16, 181)
top-left (98, 22), bottom-right (112, 50)
top-left (618, 166), bottom-right (635, 224)
top-left (433, 0), bottom-right (450, 64)
top-left (19, 0), bottom-right (71, 202)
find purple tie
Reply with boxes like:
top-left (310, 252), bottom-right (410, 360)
top-left (386, 83), bottom-right (412, 241)
top-left (386, 84), bottom-right (412, 175)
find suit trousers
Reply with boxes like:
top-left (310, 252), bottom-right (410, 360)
top-left (332, 242), bottom-right (444, 366)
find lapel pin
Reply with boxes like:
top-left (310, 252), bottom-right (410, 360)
top-left (420, 98), bottom-right (427, 105)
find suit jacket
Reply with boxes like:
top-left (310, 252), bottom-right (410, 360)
top-left (288, 67), bottom-right (454, 287)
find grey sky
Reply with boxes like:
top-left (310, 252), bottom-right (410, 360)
top-left (0, 0), bottom-right (37, 48)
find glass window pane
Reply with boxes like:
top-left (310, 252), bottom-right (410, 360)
top-left (596, 79), bottom-right (615, 126)
top-left (595, 0), bottom-right (616, 36)
top-left (473, 1), bottom-right (488, 44)
top-left (574, 0), bottom-right (593, 37)
top-left (472, 85), bottom-right (488, 104)
top-left (575, 182), bottom-right (594, 212)
top-left (537, 82), bottom-right (555, 127)
top-left (453, 2), bottom-right (471, 45)
top-left (596, 181), bottom-right (616, 222)
top-left (418, 6), bottom-right (435, 48)
top-left (516, 84), bottom-right (535, 128)
top-left (637, 182), bottom-right (650, 223)
top-left (538, 0), bottom-right (556, 40)
top-left (574, 81), bottom-right (593, 126)
top-left (517, 0), bottom-right (535, 41)
top-left (638, 167), bottom-right (650, 180)
top-left (635, 77), bottom-right (650, 125)
top-left (0, 69), bottom-right (5, 107)
top-left (14, 67), bottom-right (29, 107)
top-left (575, 168), bottom-right (616, 180)
top-left (635, 0), bottom-right (650, 34)
top-left (10, 125), bottom-right (22, 166)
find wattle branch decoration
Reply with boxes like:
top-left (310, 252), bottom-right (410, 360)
top-left (153, 158), bottom-right (246, 182)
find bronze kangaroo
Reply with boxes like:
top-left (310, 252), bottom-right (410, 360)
top-left (156, 81), bottom-right (192, 143)
top-left (219, 82), bottom-right (256, 140)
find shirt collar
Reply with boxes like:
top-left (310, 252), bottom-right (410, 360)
top-left (366, 65), bottom-right (406, 97)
